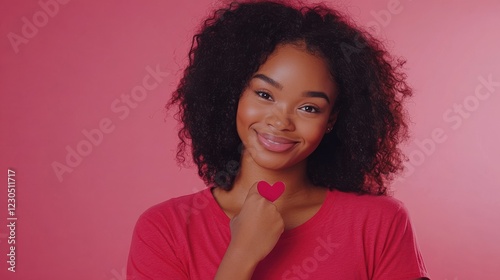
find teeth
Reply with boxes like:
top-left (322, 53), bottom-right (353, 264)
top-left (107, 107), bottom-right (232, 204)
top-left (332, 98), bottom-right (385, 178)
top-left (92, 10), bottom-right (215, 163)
top-left (268, 139), bottom-right (280, 144)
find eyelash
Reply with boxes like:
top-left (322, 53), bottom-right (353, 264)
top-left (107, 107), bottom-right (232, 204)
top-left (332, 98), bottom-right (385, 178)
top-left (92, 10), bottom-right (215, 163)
top-left (254, 91), bottom-right (321, 113)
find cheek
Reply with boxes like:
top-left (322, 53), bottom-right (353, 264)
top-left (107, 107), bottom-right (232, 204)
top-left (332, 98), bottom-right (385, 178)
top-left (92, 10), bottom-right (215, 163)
top-left (300, 121), bottom-right (327, 143)
top-left (236, 98), bottom-right (264, 128)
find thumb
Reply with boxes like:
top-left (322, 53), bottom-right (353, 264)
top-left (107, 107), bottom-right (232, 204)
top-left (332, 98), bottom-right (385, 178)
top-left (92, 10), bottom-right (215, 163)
top-left (245, 181), bottom-right (262, 199)
top-left (229, 213), bottom-right (238, 225)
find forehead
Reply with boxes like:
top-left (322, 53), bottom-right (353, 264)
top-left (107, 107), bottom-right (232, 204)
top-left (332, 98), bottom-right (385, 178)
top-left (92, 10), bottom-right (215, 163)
top-left (252, 43), bottom-right (337, 95)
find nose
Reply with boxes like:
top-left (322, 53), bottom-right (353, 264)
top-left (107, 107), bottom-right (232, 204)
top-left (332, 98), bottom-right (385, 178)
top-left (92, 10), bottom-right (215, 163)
top-left (266, 105), bottom-right (295, 131)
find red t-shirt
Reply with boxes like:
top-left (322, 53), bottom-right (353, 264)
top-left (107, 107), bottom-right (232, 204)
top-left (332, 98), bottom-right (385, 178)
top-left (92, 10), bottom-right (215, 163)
top-left (127, 186), bottom-right (430, 279)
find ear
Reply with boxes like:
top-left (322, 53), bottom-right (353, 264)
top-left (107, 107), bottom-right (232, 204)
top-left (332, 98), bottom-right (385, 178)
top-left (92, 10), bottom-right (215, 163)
top-left (327, 108), bottom-right (339, 128)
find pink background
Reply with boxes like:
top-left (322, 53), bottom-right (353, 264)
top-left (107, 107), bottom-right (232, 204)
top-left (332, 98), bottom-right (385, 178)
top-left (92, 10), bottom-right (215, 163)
top-left (1, 0), bottom-right (499, 279)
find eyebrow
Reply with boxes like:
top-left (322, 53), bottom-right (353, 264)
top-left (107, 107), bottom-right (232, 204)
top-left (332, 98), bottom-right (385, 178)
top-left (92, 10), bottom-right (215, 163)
top-left (252, 73), bottom-right (331, 104)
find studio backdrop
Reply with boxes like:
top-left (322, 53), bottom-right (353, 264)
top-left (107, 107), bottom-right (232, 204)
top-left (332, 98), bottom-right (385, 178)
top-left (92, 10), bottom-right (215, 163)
top-left (1, 0), bottom-right (499, 279)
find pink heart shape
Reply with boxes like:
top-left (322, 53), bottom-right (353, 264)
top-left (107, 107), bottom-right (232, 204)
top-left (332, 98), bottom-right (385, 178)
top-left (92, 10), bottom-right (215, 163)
top-left (257, 181), bottom-right (285, 202)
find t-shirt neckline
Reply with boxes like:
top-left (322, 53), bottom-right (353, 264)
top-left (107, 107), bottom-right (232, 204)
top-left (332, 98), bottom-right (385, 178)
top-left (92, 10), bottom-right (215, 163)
top-left (205, 186), bottom-right (336, 239)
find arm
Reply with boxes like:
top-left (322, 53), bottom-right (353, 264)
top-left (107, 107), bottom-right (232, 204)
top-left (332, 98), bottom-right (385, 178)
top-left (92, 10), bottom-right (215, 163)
top-left (127, 210), bottom-right (188, 280)
top-left (372, 203), bottom-right (430, 280)
top-left (214, 245), bottom-right (259, 280)
top-left (215, 182), bottom-right (284, 280)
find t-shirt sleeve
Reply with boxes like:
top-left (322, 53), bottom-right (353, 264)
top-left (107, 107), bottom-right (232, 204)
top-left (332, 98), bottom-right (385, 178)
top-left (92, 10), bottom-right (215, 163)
top-left (127, 207), bottom-right (189, 280)
top-left (372, 202), bottom-right (431, 280)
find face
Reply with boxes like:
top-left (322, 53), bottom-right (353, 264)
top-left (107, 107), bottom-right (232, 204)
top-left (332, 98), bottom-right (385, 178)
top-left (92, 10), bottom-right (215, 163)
top-left (236, 42), bottom-right (338, 171)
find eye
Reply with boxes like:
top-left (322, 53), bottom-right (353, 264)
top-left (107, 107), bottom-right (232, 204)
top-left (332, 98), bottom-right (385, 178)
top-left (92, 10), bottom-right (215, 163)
top-left (300, 105), bottom-right (320, 113)
top-left (255, 91), bottom-right (273, 101)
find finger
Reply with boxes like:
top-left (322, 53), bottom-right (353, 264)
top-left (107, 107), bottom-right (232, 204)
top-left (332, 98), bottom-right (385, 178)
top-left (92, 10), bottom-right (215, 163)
top-left (243, 181), bottom-right (266, 204)
top-left (247, 181), bottom-right (260, 195)
top-left (230, 215), bottom-right (238, 224)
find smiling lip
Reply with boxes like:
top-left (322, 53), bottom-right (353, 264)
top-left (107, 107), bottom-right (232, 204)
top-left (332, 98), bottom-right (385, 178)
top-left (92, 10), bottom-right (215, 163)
top-left (257, 132), bottom-right (297, 152)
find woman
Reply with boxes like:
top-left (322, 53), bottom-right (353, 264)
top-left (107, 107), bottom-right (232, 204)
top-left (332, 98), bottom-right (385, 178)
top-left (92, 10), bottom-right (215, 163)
top-left (127, 1), bottom-right (430, 279)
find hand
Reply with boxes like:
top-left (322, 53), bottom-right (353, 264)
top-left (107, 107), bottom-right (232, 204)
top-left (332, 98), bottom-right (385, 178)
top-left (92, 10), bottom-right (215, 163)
top-left (227, 181), bottom-right (285, 263)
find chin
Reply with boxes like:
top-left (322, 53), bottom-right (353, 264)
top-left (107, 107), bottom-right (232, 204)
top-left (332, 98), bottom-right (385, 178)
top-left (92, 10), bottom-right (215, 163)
top-left (252, 153), bottom-right (306, 171)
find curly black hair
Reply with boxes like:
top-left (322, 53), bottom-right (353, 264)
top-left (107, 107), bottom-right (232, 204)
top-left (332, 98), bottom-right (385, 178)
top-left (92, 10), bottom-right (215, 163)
top-left (166, 0), bottom-right (412, 195)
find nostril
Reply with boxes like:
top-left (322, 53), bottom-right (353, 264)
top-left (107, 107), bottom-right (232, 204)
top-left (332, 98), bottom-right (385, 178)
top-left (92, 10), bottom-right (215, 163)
top-left (267, 114), bottom-right (294, 131)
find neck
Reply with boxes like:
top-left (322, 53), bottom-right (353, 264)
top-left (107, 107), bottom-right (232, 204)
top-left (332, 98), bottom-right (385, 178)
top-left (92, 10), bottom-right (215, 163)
top-left (211, 150), bottom-right (328, 217)
top-left (230, 153), bottom-right (319, 201)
